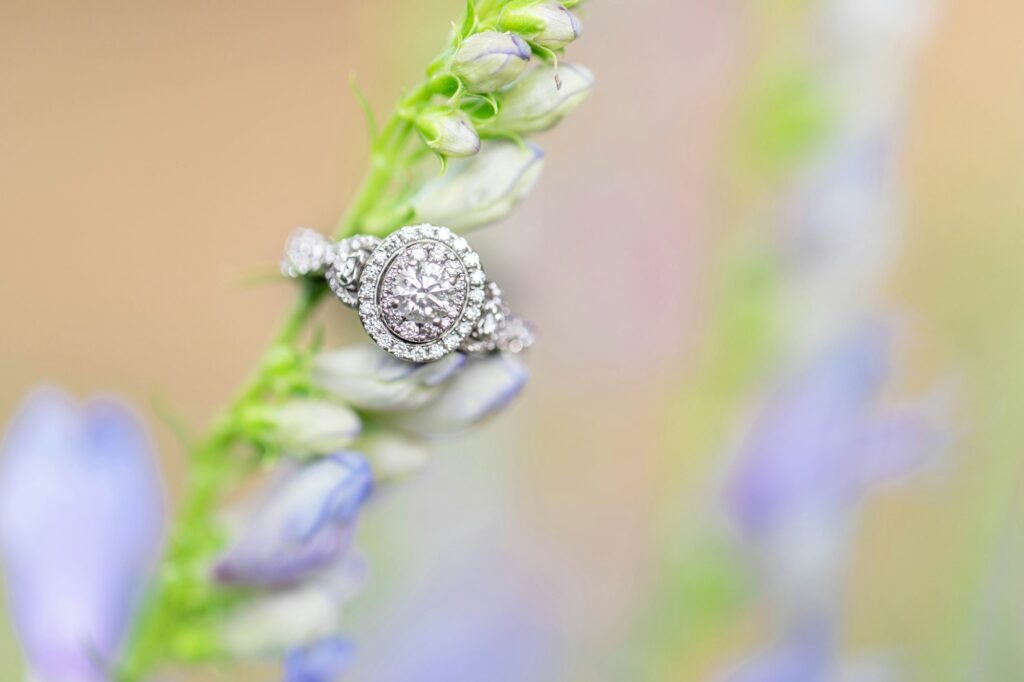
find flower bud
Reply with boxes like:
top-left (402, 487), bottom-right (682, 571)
top-left (214, 454), bottom-right (372, 587)
top-left (415, 107), bottom-right (481, 158)
top-left (249, 399), bottom-right (361, 458)
top-left (393, 355), bottom-right (528, 436)
top-left (411, 140), bottom-right (545, 231)
top-left (451, 31), bottom-right (532, 93)
top-left (311, 344), bottom-right (466, 412)
top-left (494, 63), bottom-right (594, 133)
top-left (500, 1), bottom-right (582, 50)
top-left (222, 558), bottom-right (366, 657)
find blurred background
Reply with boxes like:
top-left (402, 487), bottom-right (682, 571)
top-left (2, 0), bottom-right (1023, 680)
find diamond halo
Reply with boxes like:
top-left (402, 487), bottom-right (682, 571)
top-left (357, 224), bottom-right (487, 362)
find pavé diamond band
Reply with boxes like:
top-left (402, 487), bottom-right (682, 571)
top-left (282, 225), bottom-right (535, 362)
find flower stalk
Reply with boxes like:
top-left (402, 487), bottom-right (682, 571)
top-left (117, 1), bottom-right (592, 678)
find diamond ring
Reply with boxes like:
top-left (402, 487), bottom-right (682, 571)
top-left (282, 224), bottom-right (535, 362)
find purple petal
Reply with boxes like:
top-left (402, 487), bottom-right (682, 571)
top-left (215, 454), bottom-right (373, 587)
top-left (285, 638), bottom-right (355, 682)
top-left (0, 388), bottom-right (165, 682)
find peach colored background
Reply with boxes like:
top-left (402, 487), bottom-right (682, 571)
top-left (2, 0), bottom-right (1023, 679)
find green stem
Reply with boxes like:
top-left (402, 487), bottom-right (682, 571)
top-left (121, 4), bottom-right (480, 674)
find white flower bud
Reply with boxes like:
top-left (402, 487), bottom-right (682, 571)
top-left (311, 344), bottom-right (466, 412)
top-left (411, 140), bottom-right (545, 231)
top-left (221, 557), bottom-right (367, 657)
top-left (451, 31), bottom-right (532, 93)
top-left (415, 107), bottom-right (481, 158)
top-left (252, 399), bottom-right (361, 458)
top-left (500, 1), bottom-right (582, 50)
top-left (494, 63), bottom-right (593, 133)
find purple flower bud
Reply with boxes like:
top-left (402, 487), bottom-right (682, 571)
top-left (415, 107), bottom-right (481, 158)
top-left (214, 454), bottom-right (372, 587)
top-left (393, 355), bottom-right (529, 436)
top-left (411, 140), bottom-right (545, 232)
top-left (493, 64), bottom-right (594, 133)
top-left (500, 1), bottom-right (582, 50)
top-left (452, 31), bottom-right (532, 93)
top-left (0, 388), bottom-right (165, 682)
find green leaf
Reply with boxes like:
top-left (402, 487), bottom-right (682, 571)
top-left (460, 0), bottom-right (478, 38)
top-left (349, 74), bottom-right (378, 142)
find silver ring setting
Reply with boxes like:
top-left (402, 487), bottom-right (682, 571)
top-left (282, 224), bottom-right (534, 362)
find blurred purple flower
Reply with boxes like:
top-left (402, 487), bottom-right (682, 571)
top-left (727, 325), bottom-right (941, 538)
top-left (215, 453), bottom-right (372, 587)
top-left (0, 388), bottom-right (165, 682)
top-left (285, 638), bottom-right (355, 682)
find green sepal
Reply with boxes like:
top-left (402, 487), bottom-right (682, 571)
top-left (460, 93), bottom-right (500, 121)
top-left (427, 72), bottom-right (462, 98)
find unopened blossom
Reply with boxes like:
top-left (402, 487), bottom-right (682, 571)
top-left (493, 63), bottom-right (594, 133)
top-left (222, 557), bottom-right (367, 657)
top-left (285, 638), bottom-right (355, 682)
top-left (411, 140), bottom-right (545, 231)
top-left (246, 399), bottom-right (362, 458)
top-left (393, 354), bottom-right (529, 436)
top-left (311, 344), bottom-right (466, 412)
top-left (500, 1), bottom-right (582, 50)
top-left (415, 107), bottom-right (481, 158)
top-left (215, 453), bottom-right (372, 586)
top-left (451, 31), bottom-right (532, 93)
top-left (0, 389), bottom-right (164, 682)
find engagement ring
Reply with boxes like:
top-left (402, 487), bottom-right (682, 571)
top-left (282, 224), bottom-right (535, 362)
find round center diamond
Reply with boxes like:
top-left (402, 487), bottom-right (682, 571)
top-left (378, 240), bottom-right (468, 344)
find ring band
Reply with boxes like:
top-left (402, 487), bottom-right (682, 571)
top-left (282, 224), bottom-right (535, 362)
